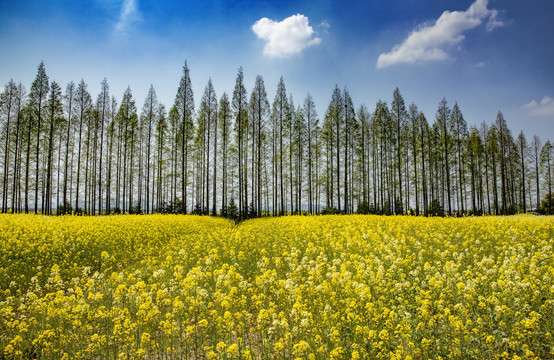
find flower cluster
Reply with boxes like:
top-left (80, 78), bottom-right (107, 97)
top-left (1, 214), bottom-right (553, 359)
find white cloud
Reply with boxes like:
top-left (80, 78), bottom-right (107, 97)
top-left (319, 19), bottom-right (331, 34)
top-left (115, 0), bottom-right (141, 34)
top-left (486, 9), bottom-right (504, 31)
top-left (252, 14), bottom-right (321, 58)
top-left (524, 96), bottom-right (554, 116)
top-left (376, 0), bottom-right (502, 68)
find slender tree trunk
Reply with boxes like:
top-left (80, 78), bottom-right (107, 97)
top-left (213, 108), bottom-right (218, 215)
top-left (2, 89), bottom-right (13, 213)
top-left (12, 94), bottom-right (23, 212)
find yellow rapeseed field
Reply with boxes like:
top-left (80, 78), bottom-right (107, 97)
top-left (1, 214), bottom-right (553, 359)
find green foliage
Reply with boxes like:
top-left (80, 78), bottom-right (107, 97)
top-left (320, 207), bottom-right (342, 215)
top-left (428, 199), bottom-right (445, 217)
top-left (56, 202), bottom-right (73, 215)
top-left (540, 192), bottom-right (554, 214)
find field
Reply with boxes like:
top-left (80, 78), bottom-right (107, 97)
top-left (1, 214), bottom-right (553, 359)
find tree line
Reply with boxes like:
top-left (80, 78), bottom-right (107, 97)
top-left (1, 61), bottom-right (553, 218)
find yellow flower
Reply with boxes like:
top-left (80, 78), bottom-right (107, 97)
top-left (227, 343), bottom-right (239, 355)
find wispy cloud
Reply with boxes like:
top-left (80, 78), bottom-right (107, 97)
top-left (524, 96), bottom-right (554, 116)
top-left (319, 19), bottom-right (331, 34)
top-left (376, 0), bottom-right (503, 68)
top-left (252, 14), bottom-right (321, 58)
top-left (114, 0), bottom-right (141, 34)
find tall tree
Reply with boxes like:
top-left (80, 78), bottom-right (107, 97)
top-left (287, 94), bottom-right (295, 213)
top-left (141, 85), bottom-right (157, 213)
top-left (218, 93), bottom-right (232, 215)
top-left (343, 89), bottom-right (355, 214)
top-left (197, 79), bottom-right (217, 213)
top-left (1, 80), bottom-right (18, 212)
top-left (44, 81), bottom-right (63, 214)
top-left (106, 96), bottom-right (118, 213)
top-left (540, 140), bottom-right (552, 213)
top-left (304, 93), bottom-right (318, 214)
top-left (407, 103), bottom-right (420, 215)
top-left (96, 78), bottom-right (110, 214)
top-left (517, 131), bottom-right (528, 212)
top-left (419, 112), bottom-right (429, 215)
top-left (326, 86), bottom-right (343, 211)
top-left (451, 102), bottom-right (467, 214)
top-left (29, 62), bottom-right (49, 213)
top-left (74, 80), bottom-right (91, 212)
top-left (436, 98), bottom-right (452, 215)
top-left (175, 61), bottom-right (194, 213)
top-left (62, 81), bottom-right (75, 212)
top-left (116, 87), bottom-right (137, 213)
top-left (232, 67), bottom-right (248, 218)
top-left (249, 75), bottom-right (269, 217)
top-left (154, 104), bottom-right (167, 211)
top-left (530, 135), bottom-right (541, 210)
top-left (271, 77), bottom-right (288, 215)
top-left (467, 127), bottom-right (484, 214)
top-left (487, 125), bottom-right (500, 214)
top-left (167, 105), bottom-right (180, 209)
top-left (496, 111), bottom-right (509, 214)
top-left (10, 83), bottom-right (26, 212)
top-left (391, 88), bottom-right (407, 213)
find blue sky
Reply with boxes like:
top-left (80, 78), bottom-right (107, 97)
top-left (1, 0), bottom-right (553, 141)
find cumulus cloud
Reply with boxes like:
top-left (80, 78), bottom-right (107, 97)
top-left (524, 96), bottom-right (554, 116)
top-left (115, 0), bottom-right (141, 34)
top-left (376, 0), bottom-right (502, 68)
top-left (252, 14), bottom-right (321, 58)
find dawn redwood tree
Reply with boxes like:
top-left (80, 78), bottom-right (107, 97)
top-left (97, 78), bottom-right (110, 214)
top-left (540, 140), bottom-right (552, 214)
top-left (530, 135), bottom-right (541, 210)
top-left (218, 93), bottom-right (232, 215)
top-left (487, 125), bottom-right (500, 215)
top-left (419, 112), bottom-right (429, 215)
top-left (303, 93), bottom-right (318, 213)
top-left (10, 83), bottom-right (26, 212)
top-left (232, 68), bottom-right (248, 219)
top-left (517, 131), bottom-right (528, 212)
top-left (467, 126), bottom-right (484, 213)
top-left (436, 98), bottom-right (452, 215)
top-left (174, 61), bottom-right (194, 213)
top-left (343, 89), bottom-right (355, 214)
top-left (496, 111), bottom-right (509, 214)
top-left (116, 87), bottom-right (137, 213)
top-left (1, 80), bottom-right (17, 212)
top-left (154, 104), bottom-right (167, 211)
top-left (74, 79), bottom-right (91, 212)
top-left (287, 94), bottom-right (295, 213)
top-left (451, 102), bottom-right (467, 214)
top-left (106, 96), bottom-right (118, 213)
top-left (249, 75), bottom-right (269, 217)
top-left (29, 62), bottom-right (49, 213)
top-left (357, 104), bottom-right (369, 207)
top-left (197, 79), bottom-right (217, 213)
top-left (408, 103), bottom-right (420, 215)
top-left (167, 105), bottom-right (179, 208)
top-left (326, 86), bottom-right (343, 212)
top-left (293, 102), bottom-right (307, 213)
top-left (141, 85), bottom-right (158, 213)
top-left (271, 77), bottom-right (288, 215)
top-left (83, 107), bottom-right (96, 213)
top-left (44, 81), bottom-right (63, 215)
top-left (62, 81), bottom-right (75, 213)
top-left (391, 87), bottom-right (407, 213)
